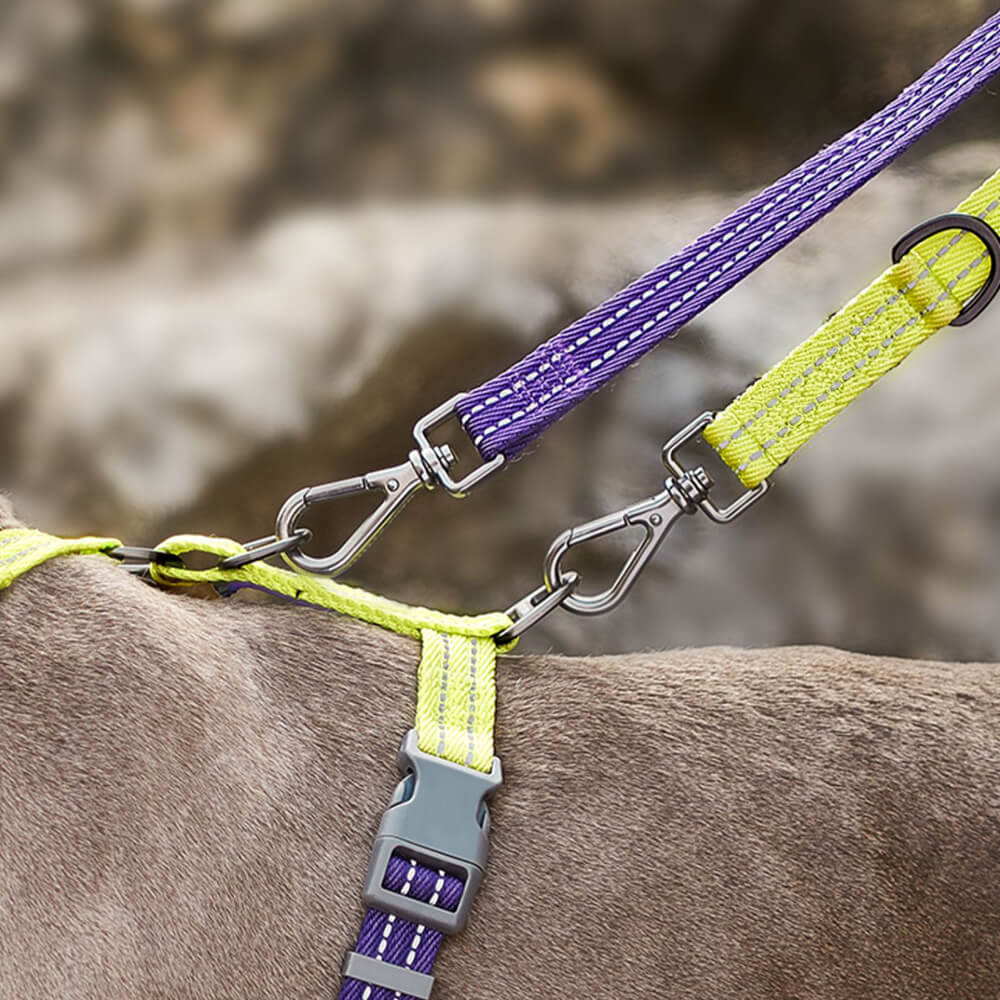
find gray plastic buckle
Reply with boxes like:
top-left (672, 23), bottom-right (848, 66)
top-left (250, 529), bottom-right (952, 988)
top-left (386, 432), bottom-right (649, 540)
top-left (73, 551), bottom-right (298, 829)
top-left (362, 729), bottom-right (502, 935)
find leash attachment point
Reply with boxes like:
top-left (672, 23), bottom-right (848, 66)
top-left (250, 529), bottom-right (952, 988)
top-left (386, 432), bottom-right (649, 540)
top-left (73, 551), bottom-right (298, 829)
top-left (892, 212), bottom-right (1000, 327)
top-left (362, 729), bottom-right (502, 935)
top-left (275, 453), bottom-right (439, 577)
top-left (412, 394), bottom-right (506, 497)
top-left (544, 466), bottom-right (713, 617)
top-left (275, 394), bottom-right (505, 578)
top-left (495, 570), bottom-right (580, 644)
top-left (511, 410), bottom-right (774, 629)
top-left (217, 529), bottom-right (312, 570)
top-left (106, 545), bottom-right (184, 577)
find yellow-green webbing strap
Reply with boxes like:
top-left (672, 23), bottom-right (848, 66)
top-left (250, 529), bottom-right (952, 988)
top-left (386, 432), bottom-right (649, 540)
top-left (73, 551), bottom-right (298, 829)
top-left (0, 528), bottom-right (511, 771)
top-left (0, 528), bottom-right (121, 587)
top-left (415, 630), bottom-right (497, 771)
top-left (147, 534), bottom-right (510, 771)
top-left (147, 534), bottom-right (510, 642)
top-left (705, 169), bottom-right (1000, 489)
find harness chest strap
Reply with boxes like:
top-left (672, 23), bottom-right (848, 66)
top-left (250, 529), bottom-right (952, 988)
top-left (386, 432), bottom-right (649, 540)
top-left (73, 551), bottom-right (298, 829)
top-left (0, 529), bottom-right (512, 1000)
top-left (703, 169), bottom-right (1000, 487)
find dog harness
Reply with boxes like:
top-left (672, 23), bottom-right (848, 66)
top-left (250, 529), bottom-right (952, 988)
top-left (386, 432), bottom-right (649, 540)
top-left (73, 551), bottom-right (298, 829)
top-left (0, 530), bottom-right (511, 1000)
top-left (4, 14), bottom-right (1000, 1000)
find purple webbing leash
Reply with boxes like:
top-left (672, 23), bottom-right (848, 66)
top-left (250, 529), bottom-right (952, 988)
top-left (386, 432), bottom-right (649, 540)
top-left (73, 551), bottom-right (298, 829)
top-left (457, 14), bottom-right (1000, 461)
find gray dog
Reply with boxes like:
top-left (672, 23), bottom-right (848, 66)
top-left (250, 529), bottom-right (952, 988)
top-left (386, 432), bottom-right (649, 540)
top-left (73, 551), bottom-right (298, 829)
top-left (1, 496), bottom-right (997, 999)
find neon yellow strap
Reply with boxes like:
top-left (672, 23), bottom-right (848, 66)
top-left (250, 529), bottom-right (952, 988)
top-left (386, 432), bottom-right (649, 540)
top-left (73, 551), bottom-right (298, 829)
top-left (147, 534), bottom-right (511, 772)
top-left (147, 534), bottom-right (511, 643)
top-left (0, 528), bottom-right (511, 772)
top-left (0, 528), bottom-right (121, 587)
top-left (705, 170), bottom-right (1000, 489)
top-left (415, 630), bottom-right (497, 771)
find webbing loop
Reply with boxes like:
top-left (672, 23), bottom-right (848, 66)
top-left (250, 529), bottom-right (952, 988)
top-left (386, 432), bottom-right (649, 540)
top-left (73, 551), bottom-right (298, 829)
top-left (891, 212), bottom-right (1000, 325)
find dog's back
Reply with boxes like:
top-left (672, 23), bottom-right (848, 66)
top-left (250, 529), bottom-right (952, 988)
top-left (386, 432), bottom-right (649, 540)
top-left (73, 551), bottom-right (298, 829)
top-left (1, 507), bottom-right (997, 998)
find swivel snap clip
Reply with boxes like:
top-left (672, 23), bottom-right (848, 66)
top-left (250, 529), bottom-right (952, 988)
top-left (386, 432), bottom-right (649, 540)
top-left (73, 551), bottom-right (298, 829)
top-left (274, 394), bottom-right (508, 578)
top-left (543, 468), bottom-right (712, 616)
top-left (274, 449), bottom-right (448, 577)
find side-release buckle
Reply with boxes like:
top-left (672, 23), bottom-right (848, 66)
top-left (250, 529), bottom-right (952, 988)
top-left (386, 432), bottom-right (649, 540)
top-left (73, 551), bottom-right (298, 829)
top-left (362, 729), bottom-right (502, 935)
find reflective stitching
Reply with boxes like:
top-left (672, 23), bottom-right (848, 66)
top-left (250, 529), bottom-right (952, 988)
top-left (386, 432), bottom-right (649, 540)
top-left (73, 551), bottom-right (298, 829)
top-left (465, 639), bottom-right (478, 767)
top-left (736, 250), bottom-right (989, 474)
top-left (713, 199), bottom-right (1000, 454)
top-left (436, 634), bottom-right (451, 757)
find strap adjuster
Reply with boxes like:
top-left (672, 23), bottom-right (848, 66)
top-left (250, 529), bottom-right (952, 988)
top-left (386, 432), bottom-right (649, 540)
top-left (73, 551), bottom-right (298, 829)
top-left (362, 729), bottom-right (502, 935)
top-left (342, 951), bottom-right (435, 999)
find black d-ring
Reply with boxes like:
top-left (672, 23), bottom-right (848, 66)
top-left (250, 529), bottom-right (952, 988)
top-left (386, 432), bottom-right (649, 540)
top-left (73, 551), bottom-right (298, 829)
top-left (892, 212), bottom-right (1000, 327)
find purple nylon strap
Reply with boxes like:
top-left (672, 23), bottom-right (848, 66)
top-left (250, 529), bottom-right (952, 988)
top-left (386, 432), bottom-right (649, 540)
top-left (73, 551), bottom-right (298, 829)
top-left (338, 856), bottom-right (464, 1000)
top-left (457, 14), bottom-right (1000, 461)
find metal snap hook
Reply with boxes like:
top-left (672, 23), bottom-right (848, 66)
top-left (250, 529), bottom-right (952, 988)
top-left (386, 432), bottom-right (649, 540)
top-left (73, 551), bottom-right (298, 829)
top-left (495, 571), bottom-right (581, 644)
top-left (274, 454), bottom-right (439, 577)
top-left (218, 528), bottom-right (312, 570)
top-left (272, 394), bottom-right (508, 579)
top-left (542, 470), bottom-right (712, 616)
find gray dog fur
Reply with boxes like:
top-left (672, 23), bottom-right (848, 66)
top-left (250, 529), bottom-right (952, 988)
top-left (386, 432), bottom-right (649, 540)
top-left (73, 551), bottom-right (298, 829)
top-left (0, 495), bottom-right (997, 999)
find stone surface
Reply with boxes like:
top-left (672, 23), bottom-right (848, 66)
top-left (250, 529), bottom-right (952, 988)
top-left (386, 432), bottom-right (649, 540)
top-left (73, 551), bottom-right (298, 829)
top-left (3, 144), bottom-right (1000, 658)
top-left (0, 0), bottom-right (995, 268)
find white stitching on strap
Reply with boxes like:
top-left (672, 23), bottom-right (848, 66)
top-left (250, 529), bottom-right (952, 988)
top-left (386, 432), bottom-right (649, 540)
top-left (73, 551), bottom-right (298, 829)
top-left (465, 639), bottom-right (478, 768)
top-left (463, 31), bottom-right (1000, 440)
top-left (436, 634), bottom-right (450, 757)
top-left (400, 868), bottom-right (443, 996)
top-left (714, 199), bottom-right (1000, 454)
top-left (735, 250), bottom-right (989, 474)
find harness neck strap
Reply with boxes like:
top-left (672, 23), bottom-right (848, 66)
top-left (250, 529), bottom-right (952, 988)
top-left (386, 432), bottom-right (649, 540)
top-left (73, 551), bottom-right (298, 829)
top-left (0, 529), bottom-right (121, 584)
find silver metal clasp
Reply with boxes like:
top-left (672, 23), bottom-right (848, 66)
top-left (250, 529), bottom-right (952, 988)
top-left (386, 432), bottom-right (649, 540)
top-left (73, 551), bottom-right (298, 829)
top-left (495, 410), bottom-right (774, 636)
top-left (275, 394), bottom-right (506, 577)
top-left (412, 395), bottom-right (506, 497)
top-left (543, 468), bottom-right (712, 616)
top-left (274, 455), bottom-right (436, 576)
top-left (661, 411), bottom-right (770, 523)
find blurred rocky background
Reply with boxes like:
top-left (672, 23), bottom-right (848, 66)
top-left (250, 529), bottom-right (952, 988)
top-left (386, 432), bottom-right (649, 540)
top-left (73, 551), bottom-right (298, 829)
top-left (2, 0), bottom-right (999, 657)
